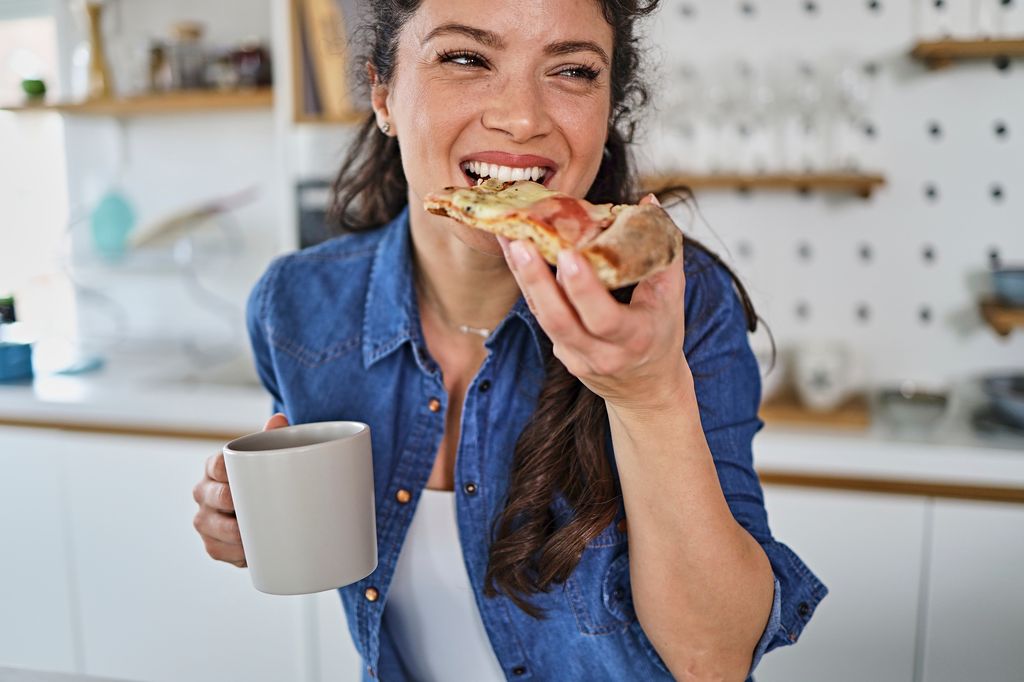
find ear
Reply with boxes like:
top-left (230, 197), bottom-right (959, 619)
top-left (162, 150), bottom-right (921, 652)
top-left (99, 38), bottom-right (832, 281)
top-left (367, 61), bottom-right (392, 132)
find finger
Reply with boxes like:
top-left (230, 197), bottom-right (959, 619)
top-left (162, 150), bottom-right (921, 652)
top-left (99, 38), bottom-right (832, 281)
top-left (630, 235), bottom-right (686, 312)
top-left (263, 412), bottom-right (289, 431)
top-left (496, 235), bottom-right (511, 259)
top-left (199, 480), bottom-right (235, 514)
top-left (505, 239), bottom-right (595, 350)
top-left (201, 535), bottom-right (247, 568)
top-left (639, 192), bottom-right (661, 206)
top-left (556, 249), bottom-right (632, 342)
top-left (194, 509), bottom-right (243, 545)
top-left (205, 452), bottom-right (227, 484)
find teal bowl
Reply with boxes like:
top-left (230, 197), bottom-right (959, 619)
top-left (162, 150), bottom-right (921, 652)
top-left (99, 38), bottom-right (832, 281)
top-left (993, 268), bottom-right (1024, 307)
top-left (0, 342), bottom-right (34, 382)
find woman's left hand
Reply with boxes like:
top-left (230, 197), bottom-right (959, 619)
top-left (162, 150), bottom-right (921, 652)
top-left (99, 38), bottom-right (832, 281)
top-left (497, 195), bottom-right (689, 413)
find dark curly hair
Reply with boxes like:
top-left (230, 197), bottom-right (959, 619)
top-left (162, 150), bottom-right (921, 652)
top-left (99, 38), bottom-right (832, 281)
top-left (327, 0), bottom-right (761, 618)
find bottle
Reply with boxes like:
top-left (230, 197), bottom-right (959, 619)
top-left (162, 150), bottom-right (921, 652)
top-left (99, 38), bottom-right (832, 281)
top-left (0, 295), bottom-right (34, 382)
top-left (169, 21), bottom-right (207, 90)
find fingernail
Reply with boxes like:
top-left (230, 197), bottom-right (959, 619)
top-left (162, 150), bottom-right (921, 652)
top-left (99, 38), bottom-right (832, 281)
top-left (510, 240), bottom-right (532, 267)
top-left (649, 193), bottom-right (661, 206)
top-left (557, 250), bottom-right (579, 278)
top-left (496, 235), bottom-right (510, 259)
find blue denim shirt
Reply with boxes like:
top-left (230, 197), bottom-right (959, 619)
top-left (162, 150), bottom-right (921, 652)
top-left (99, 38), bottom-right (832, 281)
top-left (246, 206), bottom-right (828, 681)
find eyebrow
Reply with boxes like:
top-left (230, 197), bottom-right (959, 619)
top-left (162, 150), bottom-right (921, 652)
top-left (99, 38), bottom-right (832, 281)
top-left (422, 23), bottom-right (610, 66)
top-left (544, 40), bottom-right (609, 67)
top-left (423, 23), bottom-right (504, 49)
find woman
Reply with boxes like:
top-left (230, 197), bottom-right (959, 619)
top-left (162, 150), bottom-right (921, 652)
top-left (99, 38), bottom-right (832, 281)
top-left (193, 0), bottom-right (827, 679)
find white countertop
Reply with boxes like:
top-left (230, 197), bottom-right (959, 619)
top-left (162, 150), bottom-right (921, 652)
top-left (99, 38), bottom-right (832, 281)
top-left (1, 346), bottom-right (1021, 490)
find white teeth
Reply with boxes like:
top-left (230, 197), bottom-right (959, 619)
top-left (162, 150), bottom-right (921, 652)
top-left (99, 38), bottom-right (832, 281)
top-left (462, 161), bottom-right (550, 183)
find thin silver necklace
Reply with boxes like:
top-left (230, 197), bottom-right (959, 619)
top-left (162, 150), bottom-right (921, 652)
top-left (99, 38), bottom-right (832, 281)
top-left (415, 271), bottom-right (496, 339)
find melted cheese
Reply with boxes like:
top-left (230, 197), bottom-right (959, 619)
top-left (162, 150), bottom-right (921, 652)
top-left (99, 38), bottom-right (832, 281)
top-left (444, 179), bottom-right (615, 245)
top-left (449, 180), bottom-right (558, 221)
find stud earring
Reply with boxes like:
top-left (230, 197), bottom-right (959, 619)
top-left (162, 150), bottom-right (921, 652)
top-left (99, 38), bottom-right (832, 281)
top-left (379, 121), bottom-right (391, 135)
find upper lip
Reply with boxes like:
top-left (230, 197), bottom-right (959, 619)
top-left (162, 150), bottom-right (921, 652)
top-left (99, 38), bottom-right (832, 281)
top-left (458, 151), bottom-right (558, 171)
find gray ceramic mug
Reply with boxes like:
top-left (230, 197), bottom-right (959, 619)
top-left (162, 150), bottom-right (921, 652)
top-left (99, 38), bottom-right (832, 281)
top-left (223, 421), bottom-right (377, 595)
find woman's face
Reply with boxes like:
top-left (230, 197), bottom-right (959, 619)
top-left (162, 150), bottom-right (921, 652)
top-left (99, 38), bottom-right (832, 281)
top-left (376, 0), bottom-right (614, 222)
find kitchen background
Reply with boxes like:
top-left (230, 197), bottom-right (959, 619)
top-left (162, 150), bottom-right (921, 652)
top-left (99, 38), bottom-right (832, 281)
top-left (1, 1), bottom-right (1022, 681)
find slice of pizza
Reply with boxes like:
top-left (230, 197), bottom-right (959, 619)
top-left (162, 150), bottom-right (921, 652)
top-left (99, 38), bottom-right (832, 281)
top-left (423, 178), bottom-right (683, 289)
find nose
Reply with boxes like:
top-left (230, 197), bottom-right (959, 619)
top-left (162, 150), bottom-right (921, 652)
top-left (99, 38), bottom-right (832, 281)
top-left (480, 77), bottom-right (553, 143)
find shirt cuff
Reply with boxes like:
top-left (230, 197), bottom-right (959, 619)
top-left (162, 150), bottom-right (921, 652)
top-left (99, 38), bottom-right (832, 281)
top-left (748, 573), bottom-right (782, 678)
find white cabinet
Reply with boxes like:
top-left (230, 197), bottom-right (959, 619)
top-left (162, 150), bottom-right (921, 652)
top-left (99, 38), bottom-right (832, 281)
top-left (753, 487), bottom-right (929, 682)
top-left (921, 499), bottom-right (1024, 682)
top-left (311, 588), bottom-right (362, 681)
top-left (0, 425), bottom-right (334, 682)
top-left (0, 428), bottom-right (78, 673)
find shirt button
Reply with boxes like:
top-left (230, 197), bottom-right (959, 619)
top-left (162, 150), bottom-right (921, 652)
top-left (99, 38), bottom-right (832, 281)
top-left (798, 601), bottom-right (811, 618)
top-left (366, 666), bottom-right (376, 678)
top-left (428, 397), bottom-right (442, 413)
top-left (364, 587), bottom-right (379, 602)
top-left (512, 666), bottom-right (527, 676)
top-left (479, 379), bottom-right (492, 392)
top-left (463, 482), bottom-right (478, 495)
top-left (617, 518), bottom-right (628, 533)
top-left (395, 488), bottom-right (411, 504)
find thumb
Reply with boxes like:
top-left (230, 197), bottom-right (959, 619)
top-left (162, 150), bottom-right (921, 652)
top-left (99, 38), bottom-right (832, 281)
top-left (639, 192), bottom-right (661, 207)
top-left (263, 412), bottom-right (289, 431)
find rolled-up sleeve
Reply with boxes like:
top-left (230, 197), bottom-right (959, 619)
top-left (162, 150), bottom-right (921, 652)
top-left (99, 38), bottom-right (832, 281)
top-left (682, 251), bottom-right (829, 676)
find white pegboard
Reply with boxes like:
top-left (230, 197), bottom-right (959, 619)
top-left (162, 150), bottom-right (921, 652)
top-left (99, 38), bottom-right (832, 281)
top-left (635, 0), bottom-right (1024, 389)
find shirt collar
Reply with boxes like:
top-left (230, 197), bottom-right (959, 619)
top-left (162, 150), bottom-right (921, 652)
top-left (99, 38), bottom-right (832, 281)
top-left (361, 205), bottom-right (546, 370)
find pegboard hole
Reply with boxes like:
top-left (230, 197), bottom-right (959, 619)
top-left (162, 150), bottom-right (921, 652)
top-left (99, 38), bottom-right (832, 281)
top-left (922, 244), bottom-right (936, 264)
top-left (990, 184), bottom-right (1005, 202)
top-left (679, 3), bottom-right (696, 18)
top-left (863, 121), bottom-right (878, 138)
top-left (856, 303), bottom-right (871, 323)
top-left (804, 1), bottom-right (819, 14)
top-left (797, 242), bottom-right (813, 261)
top-left (740, 2), bottom-right (757, 16)
top-left (919, 306), bottom-right (933, 325)
top-left (867, 0), bottom-right (882, 11)
top-left (994, 121), bottom-right (1009, 139)
top-left (924, 183), bottom-right (940, 202)
top-left (989, 248), bottom-right (1002, 268)
top-left (928, 121), bottom-right (943, 139)
top-left (993, 55), bottom-right (1011, 72)
top-left (863, 61), bottom-right (881, 77)
top-left (795, 301), bottom-right (811, 321)
top-left (859, 243), bottom-right (874, 263)
top-left (736, 240), bottom-right (754, 260)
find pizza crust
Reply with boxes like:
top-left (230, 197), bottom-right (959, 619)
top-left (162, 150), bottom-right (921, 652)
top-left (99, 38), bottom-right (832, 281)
top-left (423, 179), bottom-right (682, 289)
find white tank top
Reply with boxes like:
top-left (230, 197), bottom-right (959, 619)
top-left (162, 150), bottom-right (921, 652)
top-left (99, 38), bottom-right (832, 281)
top-left (384, 488), bottom-right (507, 681)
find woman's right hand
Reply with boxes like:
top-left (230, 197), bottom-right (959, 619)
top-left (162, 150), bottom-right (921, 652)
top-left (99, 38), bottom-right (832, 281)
top-left (193, 412), bottom-right (290, 568)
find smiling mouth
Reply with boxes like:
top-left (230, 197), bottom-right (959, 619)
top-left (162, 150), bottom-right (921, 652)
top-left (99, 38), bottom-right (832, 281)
top-left (459, 161), bottom-right (554, 187)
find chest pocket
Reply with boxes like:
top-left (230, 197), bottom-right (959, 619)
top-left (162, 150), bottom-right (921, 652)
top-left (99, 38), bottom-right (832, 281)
top-left (564, 521), bottom-right (637, 634)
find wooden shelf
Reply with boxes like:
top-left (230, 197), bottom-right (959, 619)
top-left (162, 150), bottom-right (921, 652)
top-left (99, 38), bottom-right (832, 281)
top-left (760, 388), bottom-right (871, 430)
top-left (911, 38), bottom-right (1024, 69)
top-left (1, 88), bottom-right (273, 116)
top-left (641, 172), bottom-right (886, 198)
top-left (980, 298), bottom-right (1024, 337)
top-left (294, 110), bottom-right (369, 125)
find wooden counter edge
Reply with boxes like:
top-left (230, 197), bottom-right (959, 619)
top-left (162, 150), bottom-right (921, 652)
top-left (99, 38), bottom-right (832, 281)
top-left (759, 469), bottom-right (1024, 505)
top-left (0, 416), bottom-right (242, 443)
top-left (3, 417), bottom-right (1023, 504)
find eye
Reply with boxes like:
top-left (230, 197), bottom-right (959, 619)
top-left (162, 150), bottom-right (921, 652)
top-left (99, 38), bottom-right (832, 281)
top-left (437, 49), bottom-right (488, 68)
top-left (555, 64), bottom-right (601, 81)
